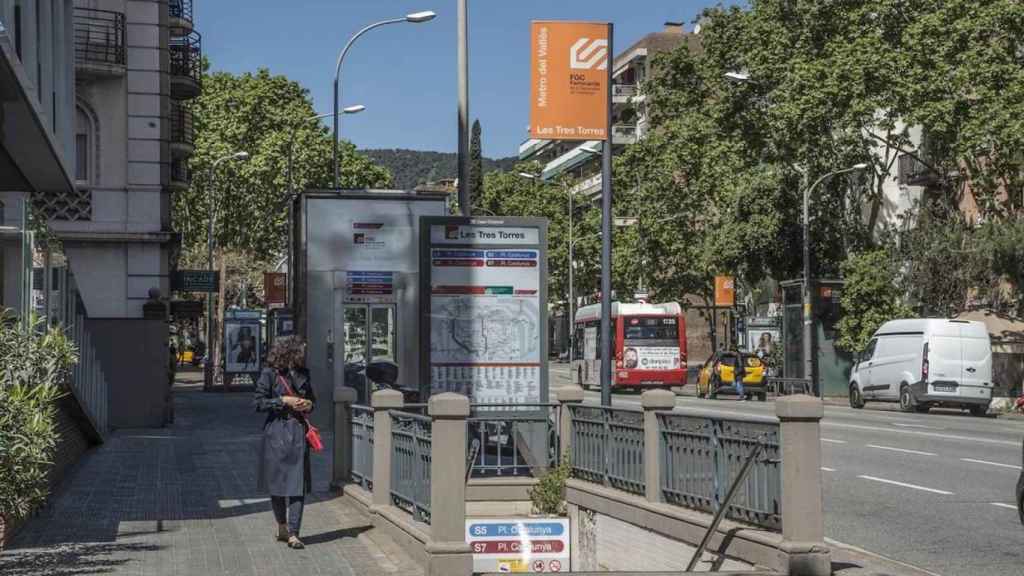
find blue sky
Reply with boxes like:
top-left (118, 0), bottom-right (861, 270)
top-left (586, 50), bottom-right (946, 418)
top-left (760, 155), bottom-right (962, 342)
top-left (198, 0), bottom-right (715, 158)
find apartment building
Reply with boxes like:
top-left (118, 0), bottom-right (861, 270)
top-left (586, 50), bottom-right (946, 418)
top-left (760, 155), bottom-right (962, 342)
top-left (0, 0), bottom-right (201, 430)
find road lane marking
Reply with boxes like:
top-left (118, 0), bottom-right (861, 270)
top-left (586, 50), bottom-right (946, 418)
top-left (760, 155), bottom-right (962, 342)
top-left (820, 438), bottom-right (846, 444)
top-left (866, 444), bottom-right (937, 456)
top-left (823, 537), bottom-right (945, 576)
top-left (827, 422), bottom-right (1020, 447)
top-left (892, 423), bottom-right (946, 430)
top-left (857, 475), bottom-right (953, 495)
top-left (821, 467), bottom-right (836, 472)
top-left (991, 503), bottom-right (1018, 510)
top-left (961, 458), bottom-right (1022, 470)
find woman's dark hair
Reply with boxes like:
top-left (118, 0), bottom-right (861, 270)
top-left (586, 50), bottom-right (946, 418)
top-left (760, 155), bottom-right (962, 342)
top-left (267, 336), bottom-right (306, 370)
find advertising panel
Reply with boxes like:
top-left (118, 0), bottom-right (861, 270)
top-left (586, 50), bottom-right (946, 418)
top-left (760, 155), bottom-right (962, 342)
top-left (264, 272), bottom-right (287, 308)
top-left (530, 21), bottom-right (610, 141)
top-left (714, 275), bottom-right (736, 307)
top-left (421, 217), bottom-right (548, 406)
top-left (224, 312), bottom-right (262, 374)
top-left (467, 518), bottom-right (570, 573)
top-left (624, 346), bottom-right (681, 370)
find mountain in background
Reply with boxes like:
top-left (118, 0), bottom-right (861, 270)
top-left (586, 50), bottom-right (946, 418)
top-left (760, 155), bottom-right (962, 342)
top-left (363, 149), bottom-right (518, 190)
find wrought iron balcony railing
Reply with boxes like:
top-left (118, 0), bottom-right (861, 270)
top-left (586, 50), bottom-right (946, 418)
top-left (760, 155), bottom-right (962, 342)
top-left (168, 0), bottom-right (194, 36)
top-left (170, 101), bottom-right (194, 151)
top-left (169, 31), bottom-right (202, 95)
top-left (73, 7), bottom-right (126, 69)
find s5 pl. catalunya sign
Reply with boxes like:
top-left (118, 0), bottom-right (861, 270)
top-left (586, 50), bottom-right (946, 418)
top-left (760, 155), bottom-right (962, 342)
top-left (530, 21), bottom-right (610, 141)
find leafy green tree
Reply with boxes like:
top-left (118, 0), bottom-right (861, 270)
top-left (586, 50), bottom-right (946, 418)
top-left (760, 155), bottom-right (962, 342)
top-left (174, 66), bottom-right (391, 264)
top-left (469, 119), bottom-right (484, 204)
top-left (836, 250), bottom-right (914, 353)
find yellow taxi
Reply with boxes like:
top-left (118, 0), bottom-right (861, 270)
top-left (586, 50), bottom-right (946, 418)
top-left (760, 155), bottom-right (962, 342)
top-left (696, 350), bottom-right (767, 401)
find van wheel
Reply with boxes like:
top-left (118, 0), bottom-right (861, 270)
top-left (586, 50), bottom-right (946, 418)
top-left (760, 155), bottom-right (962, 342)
top-left (757, 392), bottom-right (767, 402)
top-left (969, 404), bottom-right (988, 417)
top-left (899, 385), bottom-right (916, 413)
top-left (849, 385), bottom-right (865, 409)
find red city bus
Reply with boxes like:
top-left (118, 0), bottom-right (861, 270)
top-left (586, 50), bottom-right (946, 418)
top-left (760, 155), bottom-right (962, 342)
top-left (572, 302), bottom-right (687, 390)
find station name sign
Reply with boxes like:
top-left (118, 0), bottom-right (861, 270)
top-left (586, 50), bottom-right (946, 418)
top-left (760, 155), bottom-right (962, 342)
top-left (431, 224), bottom-right (539, 246)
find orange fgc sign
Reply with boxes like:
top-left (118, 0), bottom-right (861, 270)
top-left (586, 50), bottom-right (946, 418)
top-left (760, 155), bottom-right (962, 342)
top-left (530, 21), bottom-right (610, 141)
top-left (714, 276), bottom-right (735, 307)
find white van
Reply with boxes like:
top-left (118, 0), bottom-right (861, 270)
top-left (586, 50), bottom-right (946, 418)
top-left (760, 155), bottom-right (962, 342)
top-left (849, 319), bottom-right (993, 415)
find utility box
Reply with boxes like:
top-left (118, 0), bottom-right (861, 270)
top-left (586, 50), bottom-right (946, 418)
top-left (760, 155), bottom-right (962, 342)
top-left (291, 190), bottom-right (449, 428)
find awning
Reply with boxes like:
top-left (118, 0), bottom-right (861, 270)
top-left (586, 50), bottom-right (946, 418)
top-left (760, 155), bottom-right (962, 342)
top-left (0, 33), bottom-right (75, 195)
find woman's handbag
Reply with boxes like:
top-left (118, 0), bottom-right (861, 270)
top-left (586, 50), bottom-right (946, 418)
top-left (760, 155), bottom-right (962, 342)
top-left (277, 374), bottom-right (323, 452)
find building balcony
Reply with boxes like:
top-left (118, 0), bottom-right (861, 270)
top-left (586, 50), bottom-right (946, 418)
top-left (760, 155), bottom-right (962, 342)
top-left (168, 0), bottom-right (195, 37)
top-left (169, 158), bottom-right (190, 192)
top-left (73, 7), bottom-right (126, 78)
top-left (518, 138), bottom-right (553, 161)
top-left (897, 153), bottom-right (951, 188)
top-left (570, 173), bottom-right (603, 199)
top-left (170, 102), bottom-right (194, 157)
top-left (612, 83), bottom-right (637, 104)
top-left (169, 31), bottom-right (202, 100)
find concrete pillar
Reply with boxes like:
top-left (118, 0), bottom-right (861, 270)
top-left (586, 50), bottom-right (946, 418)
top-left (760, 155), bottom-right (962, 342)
top-left (331, 385), bottom-right (357, 490)
top-left (371, 389), bottom-right (403, 509)
top-left (555, 385), bottom-right (584, 461)
top-left (776, 395), bottom-right (830, 576)
top-left (426, 392), bottom-right (473, 576)
top-left (641, 389), bottom-right (674, 503)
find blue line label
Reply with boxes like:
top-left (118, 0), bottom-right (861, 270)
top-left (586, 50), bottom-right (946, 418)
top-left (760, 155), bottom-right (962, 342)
top-left (485, 250), bottom-right (538, 259)
top-left (468, 522), bottom-right (565, 538)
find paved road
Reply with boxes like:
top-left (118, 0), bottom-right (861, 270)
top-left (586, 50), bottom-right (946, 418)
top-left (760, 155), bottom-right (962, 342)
top-left (549, 362), bottom-right (1024, 576)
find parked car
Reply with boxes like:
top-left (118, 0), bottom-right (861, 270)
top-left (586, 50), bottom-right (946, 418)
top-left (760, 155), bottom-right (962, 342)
top-left (1017, 437), bottom-right (1024, 525)
top-left (848, 319), bottom-right (992, 415)
top-left (696, 351), bottom-right (767, 401)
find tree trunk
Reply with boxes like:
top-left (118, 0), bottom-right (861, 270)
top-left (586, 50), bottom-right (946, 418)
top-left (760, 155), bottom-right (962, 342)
top-left (1, 513), bottom-right (7, 552)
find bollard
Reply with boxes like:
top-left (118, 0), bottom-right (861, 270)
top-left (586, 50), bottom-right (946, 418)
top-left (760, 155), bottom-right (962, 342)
top-left (776, 395), bottom-right (831, 576)
top-left (641, 389), bottom-right (675, 503)
top-left (426, 393), bottom-right (473, 576)
top-left (331, 385), bottom-right (358, 490)
top-left (555, 385), bottom-right (584, 461)
top-left (371, 389), bottom-right (403, 510)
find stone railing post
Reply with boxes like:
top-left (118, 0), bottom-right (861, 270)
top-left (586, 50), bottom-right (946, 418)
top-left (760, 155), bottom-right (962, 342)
top-left (641, 389), bottom-right (675, 503)
top-left (426, 393), bottom-right (473, 576)
top-left (776, 395), bottom-right (830, 576)
top-left (555, 385), bottom-right (584, 461)
top-left (331, 385), bottom-right (358, 490)
top-left (371, 389), bottom-right (403, 510)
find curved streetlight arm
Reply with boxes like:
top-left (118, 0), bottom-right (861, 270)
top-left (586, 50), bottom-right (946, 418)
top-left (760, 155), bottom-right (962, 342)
top-left (332, 17), bottom-right (406, 189)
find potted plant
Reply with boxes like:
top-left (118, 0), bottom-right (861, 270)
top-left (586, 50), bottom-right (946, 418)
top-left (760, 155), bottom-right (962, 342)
top-left (0, 314), bottom-right (77, 550)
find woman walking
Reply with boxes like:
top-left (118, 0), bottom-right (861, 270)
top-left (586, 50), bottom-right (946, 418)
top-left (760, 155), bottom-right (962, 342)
top-left (255, 336), bottom-right (316, 549)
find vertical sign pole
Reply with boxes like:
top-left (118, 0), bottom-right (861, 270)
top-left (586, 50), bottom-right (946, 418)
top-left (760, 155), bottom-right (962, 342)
top-left (599, 23), bottom-right (614, 407)
top-left (457, 0), bottom-right (471, 215)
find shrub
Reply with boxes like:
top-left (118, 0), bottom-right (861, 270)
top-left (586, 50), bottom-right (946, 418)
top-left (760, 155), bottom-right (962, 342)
top-left (0, 314), bottom-right (77, 523)
top-left (529, 460), bottom-right (571, 516)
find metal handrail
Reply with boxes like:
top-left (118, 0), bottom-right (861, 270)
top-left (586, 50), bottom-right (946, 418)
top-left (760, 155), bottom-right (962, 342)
top-left (390, 410), bottom-right (432, 523)
top-left (569, 404), bottom-right (645, 495)
top-left (468, 403), bottom-right (558, 477)
top-left (169, 31), bottom-right (202, 85)
top-left (73, 7), bottom-right (125, 67)
top-left (351, 405), bottom-right (374, 490)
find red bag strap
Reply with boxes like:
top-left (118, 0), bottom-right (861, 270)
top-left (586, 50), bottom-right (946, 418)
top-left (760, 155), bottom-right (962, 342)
top-left (276, 373), bottom-right (313, 427)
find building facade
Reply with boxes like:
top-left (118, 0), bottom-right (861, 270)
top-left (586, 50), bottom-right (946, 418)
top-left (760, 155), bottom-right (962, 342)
top-left (1, 0), bottom-right (199, 430)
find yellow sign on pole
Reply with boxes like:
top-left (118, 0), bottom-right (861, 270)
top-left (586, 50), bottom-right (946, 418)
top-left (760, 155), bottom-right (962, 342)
top-left (530, 21), bottom-right (610, 141)
top-left (714, 276), bottom-right (735, 307)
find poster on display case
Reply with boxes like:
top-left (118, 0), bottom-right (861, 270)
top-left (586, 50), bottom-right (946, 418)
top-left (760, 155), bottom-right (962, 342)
top-left (224, 310), bottom-right (262, 374)
top-left (420, 217), bottom-right (549, 406)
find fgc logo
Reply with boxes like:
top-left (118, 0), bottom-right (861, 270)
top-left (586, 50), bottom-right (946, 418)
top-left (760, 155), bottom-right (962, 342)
top-left (569, 37), bottom-right (608, 70)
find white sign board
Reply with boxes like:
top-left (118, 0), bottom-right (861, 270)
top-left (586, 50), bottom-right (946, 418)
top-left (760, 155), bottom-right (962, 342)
top-left (625, 346), bottom-right (681, 370)
top-left (466, 518), bottom-right (569, 573)
top-left (425, 219), bottom-right (547, 406)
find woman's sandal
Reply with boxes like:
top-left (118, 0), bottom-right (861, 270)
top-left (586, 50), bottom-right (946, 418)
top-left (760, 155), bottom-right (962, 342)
top-left (276, 524), bottom-right (288, 542)
top-left (287, 535), bottom-right (305, 549)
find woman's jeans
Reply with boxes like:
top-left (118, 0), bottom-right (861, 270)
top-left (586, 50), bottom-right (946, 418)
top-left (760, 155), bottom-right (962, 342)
top-left (271, 496), bottom-right (305, 536)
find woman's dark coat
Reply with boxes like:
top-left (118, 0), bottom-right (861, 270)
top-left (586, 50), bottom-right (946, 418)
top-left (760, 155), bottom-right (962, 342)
top-left (255, 367), bottom-right (316, 496)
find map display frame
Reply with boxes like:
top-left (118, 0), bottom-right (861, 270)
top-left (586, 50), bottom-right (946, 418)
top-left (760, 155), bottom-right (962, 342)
top-left (419, 216), bottom-right (549, 407)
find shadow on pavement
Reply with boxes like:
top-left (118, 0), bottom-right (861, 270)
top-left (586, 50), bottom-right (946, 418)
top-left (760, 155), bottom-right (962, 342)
top-left (0, 542), bottom-right (162, 576)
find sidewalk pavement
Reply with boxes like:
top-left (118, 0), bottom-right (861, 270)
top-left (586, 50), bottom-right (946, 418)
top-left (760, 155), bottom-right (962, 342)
top-left (0, 370), bottom-right (422, 576)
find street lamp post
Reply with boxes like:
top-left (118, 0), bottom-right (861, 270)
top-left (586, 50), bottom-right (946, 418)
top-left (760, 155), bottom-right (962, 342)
top-left (332, 11), bottom-right (436, 189)
top-left (205, 151), bottom-right (249, 390)
top-left (289, 107), bottom-right (365, 195)
top-left (800, 163), bottom-right (867, 395)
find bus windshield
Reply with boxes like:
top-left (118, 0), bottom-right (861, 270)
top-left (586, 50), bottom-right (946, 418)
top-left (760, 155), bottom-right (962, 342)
top-left (623, 317), bottom-right (679, 341)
